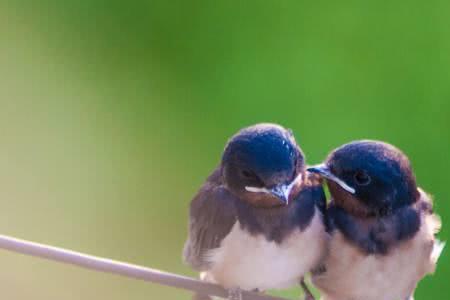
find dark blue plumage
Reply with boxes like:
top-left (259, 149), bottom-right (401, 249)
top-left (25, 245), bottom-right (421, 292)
top-left (221, 125), bottom-right (303, 204)
top-left (222, 126), bottom-right (301, 182)
top-left (326, 141), bottom-right (419, 212)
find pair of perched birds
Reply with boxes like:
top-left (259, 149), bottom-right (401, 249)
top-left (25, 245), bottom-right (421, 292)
top-left (183, 123), bottom-right (443, 300)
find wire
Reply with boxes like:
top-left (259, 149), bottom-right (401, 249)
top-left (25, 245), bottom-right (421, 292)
top-left (0, 234), bottom-right (287, 300)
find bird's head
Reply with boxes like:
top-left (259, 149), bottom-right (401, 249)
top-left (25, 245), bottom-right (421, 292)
top-left (308, 140), bottom-right (419, 217)
top-left (222, 123), bottom-right (305, 208)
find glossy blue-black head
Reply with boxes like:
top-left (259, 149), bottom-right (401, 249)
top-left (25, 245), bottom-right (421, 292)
top-left (308, 140), bottom-right (419, 216)
top-left (222, 123), bottom-right (305, 207)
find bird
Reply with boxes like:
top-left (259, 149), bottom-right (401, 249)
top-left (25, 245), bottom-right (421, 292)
top-left (183, 123), bottom-right (328, 300)
top-left (307, 140), bottom-right (444, 300)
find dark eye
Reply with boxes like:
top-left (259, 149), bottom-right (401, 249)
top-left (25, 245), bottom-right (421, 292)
top-left (241, 170), bottom-right (256, 179)
top-left (354, 171), bottom-right (371, 186)
top-left (241, 170), bottom-right (264, 185)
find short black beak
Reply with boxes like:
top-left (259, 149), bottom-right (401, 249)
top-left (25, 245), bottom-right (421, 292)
top-left (307, 164), bottom-right (356, 194)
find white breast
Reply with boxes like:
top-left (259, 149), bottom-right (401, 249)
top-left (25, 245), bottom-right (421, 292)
top-left (313, 212), bottom-right (441, 300)
top-left (203, 208), bottom-right (327, 291)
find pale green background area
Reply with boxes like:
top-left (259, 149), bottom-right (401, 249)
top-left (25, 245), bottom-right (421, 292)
top-left (0, 1), bottom-right (449, 299)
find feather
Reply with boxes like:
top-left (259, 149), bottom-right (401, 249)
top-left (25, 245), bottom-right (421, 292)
top-left (431, 239), bottom-right (445, 264)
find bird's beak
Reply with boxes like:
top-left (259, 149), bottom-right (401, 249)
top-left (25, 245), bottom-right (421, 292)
top-left (307, 164), bottom-right (356, 194)
top-left (270, 173), bottom-right (303, 205)
top-left (245, 173), bottom-right (303, 205)
top-left (270, 185), bottom-right (290, 205)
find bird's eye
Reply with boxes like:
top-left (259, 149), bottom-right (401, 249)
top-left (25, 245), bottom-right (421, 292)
top-left (241, 170), bottom-right (256, 179)
top-left (354, 171), bottom-right (371, 186)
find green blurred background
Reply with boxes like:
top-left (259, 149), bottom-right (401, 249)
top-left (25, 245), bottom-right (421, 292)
top-left (0, 1), bottom-right (448, 299)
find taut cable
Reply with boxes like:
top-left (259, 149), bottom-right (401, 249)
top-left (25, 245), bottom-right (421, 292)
top-left (0, 234), bottom-right (287, 300)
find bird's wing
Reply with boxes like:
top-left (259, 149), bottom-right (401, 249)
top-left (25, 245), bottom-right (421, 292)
top-left (183, 169), bottom-right (238, 271)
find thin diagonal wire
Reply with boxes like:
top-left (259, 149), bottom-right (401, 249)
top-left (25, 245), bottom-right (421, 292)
top-left (0, 234), bottom-right (287, 300)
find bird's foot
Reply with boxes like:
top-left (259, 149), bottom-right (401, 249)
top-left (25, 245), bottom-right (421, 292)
top-left (228, 287), bottom-right (242, 300)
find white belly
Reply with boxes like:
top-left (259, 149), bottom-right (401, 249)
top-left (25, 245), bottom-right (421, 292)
top-left (313, 213), bottom-right (439, 300)
top-left (204, 208), bottom-right (327, 290)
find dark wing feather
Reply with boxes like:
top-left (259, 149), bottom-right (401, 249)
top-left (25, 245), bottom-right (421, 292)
top-left (183, 169), bottom-right (237, 271)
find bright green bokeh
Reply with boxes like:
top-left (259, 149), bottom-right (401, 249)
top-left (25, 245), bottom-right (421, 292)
top-left (0, 1), bottom-right (448, 299)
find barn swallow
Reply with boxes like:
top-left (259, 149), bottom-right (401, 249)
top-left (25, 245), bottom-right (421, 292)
top-left (308, 140), bottom-right (444, 300)
top-left (183, 123), bottom-right (328, 300)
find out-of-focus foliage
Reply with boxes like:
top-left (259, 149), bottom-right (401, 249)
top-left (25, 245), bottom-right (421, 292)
top-left (0, 1), bottom-right (448, 299)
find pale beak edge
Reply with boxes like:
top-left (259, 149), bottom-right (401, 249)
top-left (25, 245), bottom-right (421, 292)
top-left (245, 173), bottom-right (303, 205)
top-left (307, 164), bottom-right (356, 194)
